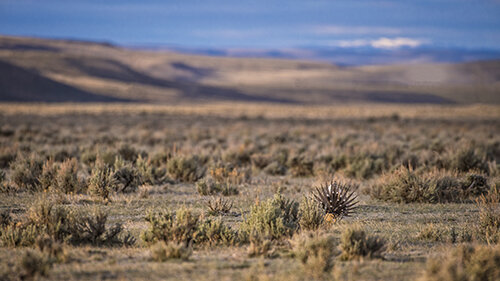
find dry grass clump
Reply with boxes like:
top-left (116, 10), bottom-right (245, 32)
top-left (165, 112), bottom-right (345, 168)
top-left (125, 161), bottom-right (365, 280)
top-left (135, 155), bottom-right (167, 185)
top-left (477, 186), bottom-right (500, 244)
top-left (151, 241), bottom-right (192, 261)
top-left (196, 178), bottom-right (239, 196)
top-left (298, 197), bottom-right (324, 231)
top-left (450, 146), bottom-right (488, 173)
top-left (240, 193), bottom-right (299, 241)
top-left (343, 153), bottom-right (386, 179)
top-left (206, 197), bottom-right (233, 216)
top-left (167, 155), bottom-right (205, 183)
top-left (263, 161), bottom-right (287, 176)
top-left (10, 154), bottom-right (43, 191)
top-left (69, 207), bottom-right (135, 246)
top-left (34, 235), bottom-right (67, 263)
top-left (87, 161), bottom-right (117, 200)
top-left (419, 244), bottom-right (500, 281)
top-left (291, 232), bottom-right (337, 278)
top-left (0, 197), bottom-right (134, 247)
top-left (142, 207), bottom-right (200, 245)
top-left (339, 226), bottom-right (386, 260)
top-left (247, 236), bottom-right (275, 258)
top-left (0, 147), bottom-right (16, 169)
top-left (39, 158), bottom-right (58, 191)
top-left (196, 217), bottom-right (238, 246)
top-left (289, 155), bottom-right (314, 177)
top-left (142, 206), bottom-right (238, 247)
top-left (416, 224), bottom-right (450, 242)
top-left (113, 156), bottom-right (141, 193)
top-left (196, 178), bottom-right (221, 195)
top-left (16, 249), bottom-right (53, 280)
top-left (54, 158), bottom-right (80, 194)
top-left (369, 166), bottom-right (434, 203)
top-left (222, 146), bottom-right (252, 166)
top-left (369, 167), bottom-right (491, 203)
top-left (0, 209), bottom-right (11, 227)
top-left (209, 164), bottom-right (251, 185)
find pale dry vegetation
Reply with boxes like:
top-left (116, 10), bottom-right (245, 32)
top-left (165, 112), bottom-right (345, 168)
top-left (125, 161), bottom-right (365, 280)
top-left (0, 103), bottom-right (499, 280)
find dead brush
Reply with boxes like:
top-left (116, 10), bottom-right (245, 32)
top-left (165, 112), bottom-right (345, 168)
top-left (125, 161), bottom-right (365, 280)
top-left (476, 185), bottom-right (500, 244)
top-left (206, 197), bottom-right (233, 216)
top-left (209, 164), bottom-right (250, 185)
top-left (312, 180), bottom-right (358, 222)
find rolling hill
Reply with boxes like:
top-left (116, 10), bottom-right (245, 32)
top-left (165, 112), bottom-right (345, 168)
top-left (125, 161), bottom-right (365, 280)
top-left (0, 35), bottom-right (499, 104)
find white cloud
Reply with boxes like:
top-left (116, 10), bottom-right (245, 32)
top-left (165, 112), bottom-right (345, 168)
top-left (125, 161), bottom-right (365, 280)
top-left (333, 37), bottom-right (426, 49)
top-left (337, 39), bottom-right (370, 47)
top-left (313, 25), bottom-right (401, 35)
top-left (371, 37), bottom-right (423, 48)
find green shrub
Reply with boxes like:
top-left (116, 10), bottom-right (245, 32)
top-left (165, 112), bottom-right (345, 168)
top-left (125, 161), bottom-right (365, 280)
top-left (416, 224), bottom-right (448, 242)
top-left (113, 156), bottom-right (141, 193)
top-left (344, 155), bottom-right (385, 179)
top-left (298, 197), bottom-right (324, 231)
top-left (2, 197), bottom-right (133, 247)
top-left (196, 179), bottom-right (221, 195)
top-left (291, 233), bottom-right (337, 278)
top-left (34, 235), bottom-right (66, 263)
top-left (0, 224), bottom-right (38, 247)
top-left (221, 183), bottom-right (239, 196)
top-left (54, 158), bottom-right (80, 194)
top-left (370, 166), bottom-right (435, 203)
top-left (0, 209), bottom-right (11, 227)
top-left (0, 170), bottom-right (11, 193)
top-left (263, 161), bottom-right (287, 176)
top-left (451, 147), bottom-right (488, 173)
top-left (251, 153), bottom-right (272, 170)
top-left (196, 178), bottom-right (238, 196)
top-left (117, 144), bottom-right (140, 162)
top-left (419, 244), bottom-right (500, 281)
top-left (477, 189), bottom-right (500, 244)
top-left (0, 169), bottom-right (5, 185)
top-left (196, 217), bottom-right (238, 246)
top-left (461, 173), bottom-right (490, 198)
top-left (69, 207), bottom-right (135, 246)
top-left (0, 148), bottom-right (16, 169)
top-left (16, 249), bottom-right (52, 280)
top-left (142, 207), bottom-right (200, 245)
top-left (87, 161), bottom-right (117, 200)
top-left (209, 164), bottom-right (251, 185)
top-left (372, 170), bottom-right (491, 204)
top-left (10, 154), bottom-right (43, 191)
top-left (25, 197), bottom-right (73, 243)
top-left (289, 156), bottom-right (314, 177)
top-left (222, 147), bottom-right (252, 166)
top-left (167, 155), bottom-right (204, 183)
top-left (151, 241), bottom-right (192, 261)
top-left (136, 155), bottom-right (166, 185)
top-left (39, 159), bottom-right (58, 191)
top-left (339, 226), bottom-right (386, 260)
top-left (240, 193), bottom-right (299, 241)
top-left (247, 236), bottom-right (275, 258)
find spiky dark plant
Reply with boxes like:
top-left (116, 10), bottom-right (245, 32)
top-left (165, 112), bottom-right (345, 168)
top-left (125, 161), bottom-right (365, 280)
top-left (206, 197), bottom-right (233, 216)
top-left (312, 180), bottom-right (358, 220)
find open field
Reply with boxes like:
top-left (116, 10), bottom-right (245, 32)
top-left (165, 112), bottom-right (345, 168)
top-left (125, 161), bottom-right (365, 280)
top-left (0, 103), bottom-right (499, 280)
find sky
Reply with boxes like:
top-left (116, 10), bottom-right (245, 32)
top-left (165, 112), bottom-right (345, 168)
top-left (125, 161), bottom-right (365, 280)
top-left (1, 0), bottom-right (500, 50)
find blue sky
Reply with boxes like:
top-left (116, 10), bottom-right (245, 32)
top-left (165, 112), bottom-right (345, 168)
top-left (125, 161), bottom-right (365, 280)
top-left (1, 0), bottom-right (500, 50)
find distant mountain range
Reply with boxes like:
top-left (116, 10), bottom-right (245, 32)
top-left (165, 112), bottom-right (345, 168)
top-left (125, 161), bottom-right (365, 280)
top-left (1, 35), bottom-right (499, 104)
top-left (155, 46), bottom-right (500, 66)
